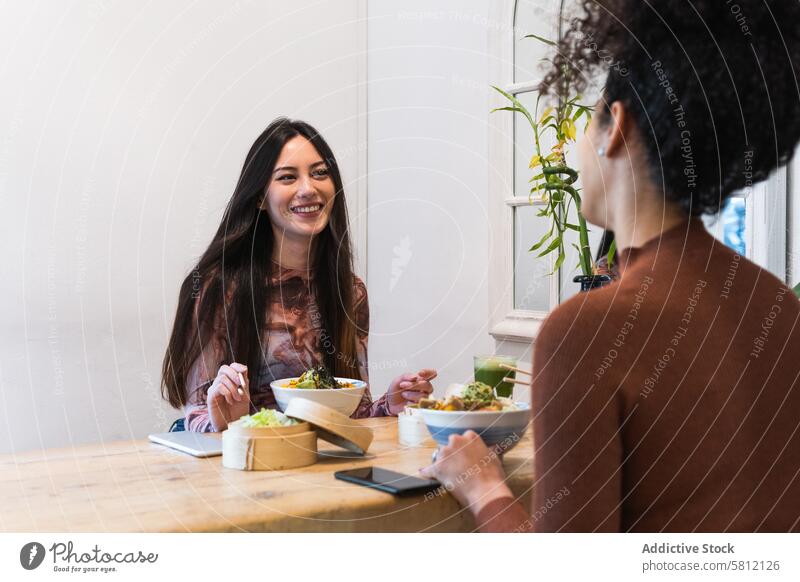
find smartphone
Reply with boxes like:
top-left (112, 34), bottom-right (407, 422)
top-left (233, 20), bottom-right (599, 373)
top-left (334, 467), bottom-right (440, 497)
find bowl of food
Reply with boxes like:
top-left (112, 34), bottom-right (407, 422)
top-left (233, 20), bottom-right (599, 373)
top-left (270, 365), bottom-right (367, 416)
top-left (417, 382), bottom-right (530, 451)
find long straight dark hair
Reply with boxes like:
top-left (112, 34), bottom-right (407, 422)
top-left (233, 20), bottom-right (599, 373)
top-left (161, 118), bottom-right (361, 409)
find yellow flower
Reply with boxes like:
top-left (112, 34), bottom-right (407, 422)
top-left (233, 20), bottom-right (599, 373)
top-left (528, 155), bottom-right (541, 169)
top-left (539, 106), bottom-right (554, 123)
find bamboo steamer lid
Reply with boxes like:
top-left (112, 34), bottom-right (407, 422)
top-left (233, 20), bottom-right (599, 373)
top-left (222, 420), bottom-right (317, 471)
top-left (284, 399), bottom-right (373, 455)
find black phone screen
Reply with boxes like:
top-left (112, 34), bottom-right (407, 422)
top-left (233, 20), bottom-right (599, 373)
top-left (334, 467), bottom-right (440, 496)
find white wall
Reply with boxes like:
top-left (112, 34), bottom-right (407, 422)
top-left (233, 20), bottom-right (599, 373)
top-left (0, 0), bottom-right (367, 453)
top-left (366, 0), bottom-right (496, 395)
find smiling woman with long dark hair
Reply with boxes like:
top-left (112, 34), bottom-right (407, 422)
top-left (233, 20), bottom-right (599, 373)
top-left (161, 118), bottom-right (434, 432)
top-left (423, 0), bottom-right (800, 532)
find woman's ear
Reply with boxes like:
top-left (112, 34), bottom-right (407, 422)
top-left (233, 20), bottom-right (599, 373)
top-left (604, 101), bottom-right (628, 158)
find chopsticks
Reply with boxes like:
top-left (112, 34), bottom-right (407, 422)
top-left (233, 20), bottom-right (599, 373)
top-left (237, 372), bottom-right (246, 396)
top-left (500, 363), bottom-right (532, 377)
top-left (503, 377), bottom-right (531, 385)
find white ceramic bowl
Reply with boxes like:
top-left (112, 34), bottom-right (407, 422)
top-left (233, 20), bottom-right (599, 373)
top-left (270, 377), bottom-right (367, 417)
top-left (419, 404), bottom-right (530, 451)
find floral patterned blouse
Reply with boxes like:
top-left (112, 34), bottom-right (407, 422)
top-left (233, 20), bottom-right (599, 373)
top-left (184, 263), bottom-right (389, 432)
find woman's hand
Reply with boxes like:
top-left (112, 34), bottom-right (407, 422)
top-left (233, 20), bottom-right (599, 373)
top-left (420, 430), bottom-right (513, 511)
top-left (207, 362), bottom-right (250, 431)
top-left (386, 368), bottom-right (436, 415)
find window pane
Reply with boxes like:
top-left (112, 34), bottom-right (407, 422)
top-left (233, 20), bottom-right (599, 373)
top-left (705, 197), bottom-right (747, 256)
top-left (513, 90), bottom-right (556, 311)
top-left (514, 91), bottom-right (557, 199)
top-left (721, 197), bottom-right (747, 256)
top-left (514, 1), bottom-right (556, 83)
top-left (513, 91), bottom-right (535, 199)
top-left (514, 204), bottom-right (552, 311)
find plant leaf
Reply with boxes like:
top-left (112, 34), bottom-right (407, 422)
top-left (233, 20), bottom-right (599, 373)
top-left (528, 229), bottom-right (552, 252)
top-left (607, 238), bottom-right (618, 267)
top-left (553, 251), bottom-right (566, 272)
top-left (523, 33), bottom-right (557, 46)
top-left (490, 86), bottom-right (535, 128)
top-left (490, 106), bottom-right (523, 114)
top-left (537, 236), bottom-right (562, 258)
top-left (560, 118), bottom-right (577, 141)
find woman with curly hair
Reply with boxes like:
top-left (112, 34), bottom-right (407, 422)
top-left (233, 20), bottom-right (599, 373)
top-left (423, 0), bottom-right (800, 531)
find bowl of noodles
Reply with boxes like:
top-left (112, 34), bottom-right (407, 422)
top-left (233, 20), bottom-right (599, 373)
top-left (270, 366), bottom-right (366, 417)
top-left (416, 382), bottom-right (530, 451)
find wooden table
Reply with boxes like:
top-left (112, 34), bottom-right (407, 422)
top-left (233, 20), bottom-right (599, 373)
top-left (0, 418), bottom-right (533, 532)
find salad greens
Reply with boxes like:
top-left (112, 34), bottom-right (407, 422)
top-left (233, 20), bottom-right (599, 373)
top-left (238, 408), bottom-right (297, 428)
top-left (462, 382), bottom-right (496, 408)
top-left (295, 365), bottom-right (342, 389)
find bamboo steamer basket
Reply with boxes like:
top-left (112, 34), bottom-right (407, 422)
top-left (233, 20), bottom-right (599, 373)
top-left (222, 420), bottom-right (317, 471)
top-left (284, 399), bottom-right (373, 455)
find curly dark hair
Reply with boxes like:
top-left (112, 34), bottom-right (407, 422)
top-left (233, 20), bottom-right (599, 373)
top-left (540, 0), bottom-right (800, 215)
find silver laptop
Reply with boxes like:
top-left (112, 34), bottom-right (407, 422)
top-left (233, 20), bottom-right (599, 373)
top-left (148, 431), bottom-right (223, 457)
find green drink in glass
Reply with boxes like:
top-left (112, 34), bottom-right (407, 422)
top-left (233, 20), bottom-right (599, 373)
top-left (474, 355), bottom-right (517, 399)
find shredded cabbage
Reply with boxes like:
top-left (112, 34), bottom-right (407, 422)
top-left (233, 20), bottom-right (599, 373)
top-left (238, 408), bottom-right (297, 428)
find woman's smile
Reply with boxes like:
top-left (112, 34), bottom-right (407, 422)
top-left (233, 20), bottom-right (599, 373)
top-left (288, 201), bottom-right (324, 218)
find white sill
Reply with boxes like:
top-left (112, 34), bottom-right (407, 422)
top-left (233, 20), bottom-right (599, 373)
top-left (489, 314), bottom-right (548, 343)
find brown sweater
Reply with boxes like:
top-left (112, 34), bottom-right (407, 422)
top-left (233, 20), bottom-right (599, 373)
top-left (477, 218), bottom-right (800, 532)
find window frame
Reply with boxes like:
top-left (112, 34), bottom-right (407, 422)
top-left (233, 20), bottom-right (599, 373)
top-left (488, 1), bottom-right (559, 342)
top-left (749, 167), bottom-right (788, 279)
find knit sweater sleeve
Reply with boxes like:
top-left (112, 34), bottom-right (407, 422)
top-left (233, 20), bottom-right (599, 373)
top-left (183, 332), bottom-right (226, 432)
top-left (182, 283), bottom-right (229, 433)
top-left (474, 293), bottom-right (624, 532)
top-left (529, 296), bottom-right (625, 531)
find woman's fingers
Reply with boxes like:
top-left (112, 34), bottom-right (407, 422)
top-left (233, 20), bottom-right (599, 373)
top-left (397, 369), bottom-right (436, 387)
top-left (219, 365), bottom-right (248, 397)
top-left (401, 390), bottom-right (425, 402)
top-left (218, 375), bottom-right (239, 403)
top-left (417, 368), bottom-right (437, 381)
top-left (229, 362), bottom-right (248, 385)
top-left (399, 380), bottom-right (433, 394)
top-left (219, 365), bottom-right (239, 385)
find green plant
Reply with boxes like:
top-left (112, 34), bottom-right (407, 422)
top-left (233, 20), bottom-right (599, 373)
top-left (492, 35), bottom-right (615, 278)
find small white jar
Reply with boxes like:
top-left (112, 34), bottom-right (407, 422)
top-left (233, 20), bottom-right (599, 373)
top-left (398, 407), bottom-right (434, 447)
